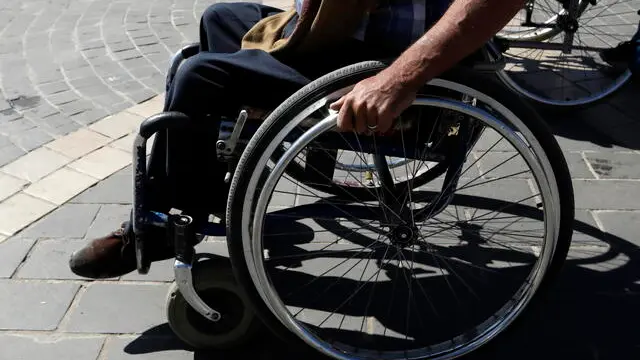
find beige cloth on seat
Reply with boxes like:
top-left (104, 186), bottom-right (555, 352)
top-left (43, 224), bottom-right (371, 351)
top-left (240, 0), bottom-right (377, 60)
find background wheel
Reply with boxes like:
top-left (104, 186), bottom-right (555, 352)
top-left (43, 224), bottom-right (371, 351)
top-left (496, 0), bottom-right (588, 42)
top-left (495, 0), bottom-right (637, 108)
top-left (166, 256), bottom-right (262, 349)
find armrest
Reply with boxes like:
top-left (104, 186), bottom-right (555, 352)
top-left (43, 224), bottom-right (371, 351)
top-left (181, 43), bottom-right (200, 58)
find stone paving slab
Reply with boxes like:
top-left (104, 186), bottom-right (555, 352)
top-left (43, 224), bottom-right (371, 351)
top-left (84, 204), bottom-right (133, 240)
top-left (0, 237), bottom-right (36, 278)
top-left (14, 239), bottom-right (98, 281)
top-left (70, 166), bottom-right (134, 205)
top-left (63, 283), bottom-right (171, 334)
top-left (573, 179), bottom-right (640, 210)
top-left (0, 334), bottom-right (105, 360)
top-left (596, 211), bottom-right (640, 248)
top-left (0, 280), bottom-right (80, 331)
top-left (17, 203), bottom-right (101, 239)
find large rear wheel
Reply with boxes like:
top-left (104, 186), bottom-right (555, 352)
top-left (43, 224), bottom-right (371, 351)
top-left (227, 62), bottom-right (574, 360)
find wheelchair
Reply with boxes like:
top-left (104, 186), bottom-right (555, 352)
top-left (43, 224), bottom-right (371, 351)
top-left (131, 40), bottom-right (575, 359)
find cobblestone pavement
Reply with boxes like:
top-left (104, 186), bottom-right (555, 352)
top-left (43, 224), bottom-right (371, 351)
top-left (1, 0), bottom-right (640, 359)
top-left (0, 0), bottom-right (183, 165)
top-left (0, 0), bottom-right (286, 167)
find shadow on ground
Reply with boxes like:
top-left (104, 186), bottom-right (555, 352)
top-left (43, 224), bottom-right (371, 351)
top-left (120, 210), bottom-right (640, 360)
top-left (542, 82), bottom-right (640, 151)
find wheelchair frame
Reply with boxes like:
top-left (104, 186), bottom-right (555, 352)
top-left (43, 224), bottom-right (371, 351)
top-left (131, 41), bottom-right (507, 316)
top-left (127, 38), bottom-right (574, 359)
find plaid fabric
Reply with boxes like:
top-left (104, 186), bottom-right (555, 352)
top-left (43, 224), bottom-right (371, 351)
top-left (294, 0), bottom-right (451, 49)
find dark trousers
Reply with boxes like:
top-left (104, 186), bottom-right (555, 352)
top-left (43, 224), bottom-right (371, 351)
top-left (147, 2), bottom-right (385, 221)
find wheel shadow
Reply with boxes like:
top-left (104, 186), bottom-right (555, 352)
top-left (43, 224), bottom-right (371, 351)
top-left (121, 323), bottom-right (310, 359)
top-left (123, 193), bottom-right (640, 360)
top-left (531, 74), bottom-right (640, 151)
top-left (543, 97), bottom-right (640, 151)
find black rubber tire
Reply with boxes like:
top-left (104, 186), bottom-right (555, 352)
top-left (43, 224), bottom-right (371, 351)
top-left (225, 61), bottom-right (575, 358)
top-left (166, 256), bottom-right (263, 350)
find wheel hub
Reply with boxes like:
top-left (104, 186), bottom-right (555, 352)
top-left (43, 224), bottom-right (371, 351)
top-left (390, 225), bottom-right (418, 247)
top-left (558, 15), bottom-right (579, 33)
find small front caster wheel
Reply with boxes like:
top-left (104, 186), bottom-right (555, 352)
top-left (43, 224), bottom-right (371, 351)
top-left (166, 257), bottom-right (261, 349)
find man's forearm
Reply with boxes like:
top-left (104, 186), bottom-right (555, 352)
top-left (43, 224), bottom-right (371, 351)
top-left (387, 0), bottom-right (526, 92)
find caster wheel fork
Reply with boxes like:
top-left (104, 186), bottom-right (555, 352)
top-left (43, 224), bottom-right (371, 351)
top-left (166, 214), bottom-right (261, 349)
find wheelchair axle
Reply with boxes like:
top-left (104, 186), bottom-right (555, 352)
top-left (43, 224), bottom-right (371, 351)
top-left (388, 224), bottom-right (420, 247)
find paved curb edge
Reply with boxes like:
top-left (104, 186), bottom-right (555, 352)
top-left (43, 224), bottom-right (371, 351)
top-left (0, 94), bottom-right (165, 239)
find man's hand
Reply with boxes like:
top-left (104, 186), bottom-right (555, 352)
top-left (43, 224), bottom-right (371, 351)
top-left (328, 0), bottom-right (527, 135)
top-left (329, 69), bottom-right (418, 134)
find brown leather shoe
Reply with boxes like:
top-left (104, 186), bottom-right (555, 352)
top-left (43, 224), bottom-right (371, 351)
top-left (69, 222), bottom-right (174, 279)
